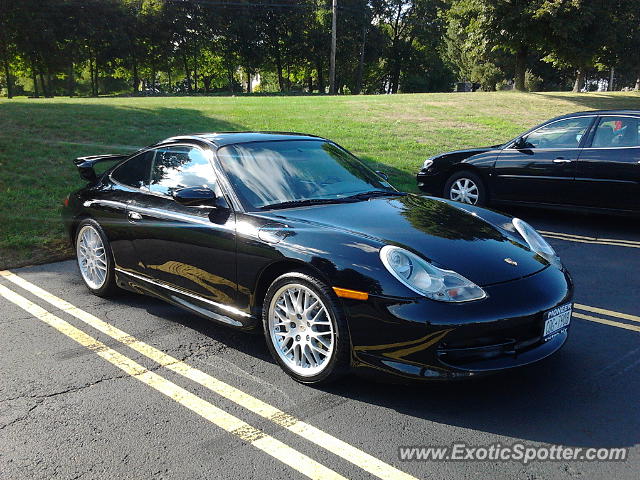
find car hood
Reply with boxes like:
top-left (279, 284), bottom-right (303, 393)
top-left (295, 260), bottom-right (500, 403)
top-left (437, 146), bottom-right (499, 158)
top-left (262, 195), bottom-right (547, 287)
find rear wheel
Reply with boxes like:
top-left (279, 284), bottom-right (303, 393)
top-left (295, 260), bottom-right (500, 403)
top-left (263, 272), bottom-right (350, 384)
top-left (444, 171), bottom-right (487, 206)
top-left (75, 219), bottom-right (118, 297)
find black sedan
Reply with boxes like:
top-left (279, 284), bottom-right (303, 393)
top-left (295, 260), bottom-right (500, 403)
top-left (417, 110), bottom-right (640, 213)
top-left (63, 132), bottom-right (573, 384)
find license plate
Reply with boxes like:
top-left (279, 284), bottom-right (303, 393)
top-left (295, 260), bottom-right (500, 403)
top-left (543, 303), bottom-right (572, 340)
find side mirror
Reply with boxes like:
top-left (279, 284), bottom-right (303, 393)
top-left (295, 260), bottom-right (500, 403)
top-left (173, 186), bottom-right (217, 207)
top-left (513, 137), bottom-right (525, 149)
top-left (375, 170), bottom-right (389, 181)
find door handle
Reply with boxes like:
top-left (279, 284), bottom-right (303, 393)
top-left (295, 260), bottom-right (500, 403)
top-left (128, 211), bottom-right (142, 221)
top-left (553, 158), bottom-right (572, 163)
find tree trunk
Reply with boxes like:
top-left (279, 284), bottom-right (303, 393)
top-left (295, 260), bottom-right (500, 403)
top-left (2, 55), bottom-right (12, 98)
top-left (572, 69), bottom-right (585, 92)
top-left (167, 65), bottom-right (172, 92)
top-left (66, 61), bottom-right (75, 97)
top-left (39, 71), bottom-right (49, 98)
top-left (514, 46), bottom-right (527, 91)
top-left (227, 67), bottom-right (234, 94)
top-left (306, 72), bottom-right (312, 93)
top-left (635, 72), bottom-right (640, 91)
top-left (246, 70), bottom-right (252, 93)
top-left (131, 50), bottom-right (139, 95)
top-left (93, 59), bottom-right (100, 96)
top-left (47, 71), bottom-right (54, 97)
top-left (355, 22), bottom-right (368, 95)
top-left (89, 57), bottom-right (97, 97)
top-left (31, 68), bottom-right (39, 98)
top-left (0, 30), bottom-right (12, 98)
top-left (192, 53), bottom-right (198, 91)
top-left (316, 59), bottom-right (325, 93)
top-left (182, 53), bottom-right (192, 93)
top-left (275, 49), bottom-right (285, 92)
top-left (608, 67), bottom-right (615, 91)
top-left (389, 59), bottom-right (401, 93)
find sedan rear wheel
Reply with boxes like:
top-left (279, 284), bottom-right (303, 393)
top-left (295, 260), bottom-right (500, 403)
top-left (444, 171), bottom-right (487, 206)
top-left (263, 272), bottom-right (350, 384)
top-left (75, 219), bottom-right (118, 297)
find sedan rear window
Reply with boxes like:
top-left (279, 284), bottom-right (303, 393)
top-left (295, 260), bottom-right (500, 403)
top-left (592, 117), bottom-right (640, 148)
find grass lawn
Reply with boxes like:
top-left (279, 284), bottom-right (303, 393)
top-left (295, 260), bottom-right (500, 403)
top-left (1, 90), bottom-right (639, 268)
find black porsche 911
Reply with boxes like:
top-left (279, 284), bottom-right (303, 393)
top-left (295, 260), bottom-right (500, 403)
top-left (417, 110), bottom-right (640, 214)
top-left (63, 132), bottom-right (573, 384)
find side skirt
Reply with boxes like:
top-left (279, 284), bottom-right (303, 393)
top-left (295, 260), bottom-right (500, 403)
top-left (114, 268), bottom-right (258, 330)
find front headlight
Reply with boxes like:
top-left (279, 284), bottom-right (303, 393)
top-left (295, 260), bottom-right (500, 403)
top-left (512, 218), bottom-right (561, 267)
top-left (422, 158), bottom-right (434, 169)
top-left (380, 245), bottom-right (486, 302)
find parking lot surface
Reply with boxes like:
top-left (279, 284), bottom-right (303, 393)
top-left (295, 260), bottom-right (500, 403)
top-left (1, 207), bottom-right (638, 480)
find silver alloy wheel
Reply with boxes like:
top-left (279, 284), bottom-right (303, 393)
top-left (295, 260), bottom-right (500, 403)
top-left (449, 178), bottom-right (479, 204)
top-left (76, 225), bottom-right (108, 290)
top-left (268, 283), bottom-right (335, 377)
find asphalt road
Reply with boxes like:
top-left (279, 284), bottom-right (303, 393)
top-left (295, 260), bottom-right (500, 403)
top-left (1, 207), bottom-right (639, 480)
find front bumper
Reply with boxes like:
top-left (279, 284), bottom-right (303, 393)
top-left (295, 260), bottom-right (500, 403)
top-left (345, 265), bottom-right (573, 381)
top-left (416, 168), bottom-right (446, 195)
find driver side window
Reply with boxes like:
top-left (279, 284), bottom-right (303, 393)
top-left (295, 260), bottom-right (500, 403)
top-left (522, 117), bottom-right (592, 149)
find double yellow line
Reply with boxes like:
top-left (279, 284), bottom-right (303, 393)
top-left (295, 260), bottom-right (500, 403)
top-left (573, 303), bottom-right (640, 333)
top-left (540, 230), bottom-right (640, 249)
top-left (0, 270), bottom-right (417, 480)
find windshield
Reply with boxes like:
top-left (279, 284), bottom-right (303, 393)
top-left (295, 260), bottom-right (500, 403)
top-left (217, 140), bottom-right (396, 210)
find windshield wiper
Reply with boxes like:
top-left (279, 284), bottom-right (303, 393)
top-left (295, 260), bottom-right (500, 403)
top-left (259, 197), bottom-right (352, 210)
top-left (343, 190), bottom-right (402, 201)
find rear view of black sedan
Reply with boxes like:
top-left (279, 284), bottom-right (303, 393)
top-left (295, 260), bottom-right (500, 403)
top-left (63, 132), bottom-right (573, 384)
top-left (417, 110), bottom-right (640, 214)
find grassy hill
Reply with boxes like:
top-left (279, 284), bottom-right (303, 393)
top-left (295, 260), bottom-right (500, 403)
top-left (1, 91), bottom-right (639, 268)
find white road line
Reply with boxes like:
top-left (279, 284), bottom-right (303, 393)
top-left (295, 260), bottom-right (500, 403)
top-left (0, 282), bottom-right (346, 480)
top-left (0, 270), bottom-right (419, 480)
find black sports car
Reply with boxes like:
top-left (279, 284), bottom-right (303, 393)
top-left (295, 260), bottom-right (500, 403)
top-left (417, 110), bottom-right (640, 214)
top-left (63, 132), bottom-right (573, 384)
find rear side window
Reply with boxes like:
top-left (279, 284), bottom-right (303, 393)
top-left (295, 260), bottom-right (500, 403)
top-left (591, 116), bottom-right (640, 148)
top-left (149, 146), bottom-right (219, 196)
top-left (110, 151), bottom-right (153, 188)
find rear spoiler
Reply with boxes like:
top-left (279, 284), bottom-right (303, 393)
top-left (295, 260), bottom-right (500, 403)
top-left (74, 154), bottom-right (129, 182)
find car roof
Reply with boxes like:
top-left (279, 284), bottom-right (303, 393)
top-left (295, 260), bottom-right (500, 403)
top-left (553, 109), bottom-right (640, 121)
top-left (159, 131), bottom-right (326, 148)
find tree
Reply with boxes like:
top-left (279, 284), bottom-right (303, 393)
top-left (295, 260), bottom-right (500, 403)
top-left (443, 0), bottom-right (545, 91)
top-left (534, 0), bottom-right (611, 92)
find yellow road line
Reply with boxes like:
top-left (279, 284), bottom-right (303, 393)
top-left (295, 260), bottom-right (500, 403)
top-left (0, 283), bottom-right (345, 480)
top-left (573, 312), bottom-right (640, 333)
top-left (575, 303), bottom-right (640, 324)
top-left (0, 270), bottom-right (418, 480)
top-left (539, 230), bottom-right (640, 248)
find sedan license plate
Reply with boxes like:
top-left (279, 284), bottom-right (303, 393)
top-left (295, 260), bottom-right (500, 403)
top-left (543, 303), bottom-right (572, 340)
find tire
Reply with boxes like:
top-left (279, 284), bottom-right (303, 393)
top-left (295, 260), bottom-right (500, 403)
top-left (262, 272), bottom-right (350, 384)
top-left (443, 170), bottom-right (487, 206)
top-left (75, 219), bottom-right (119, 297)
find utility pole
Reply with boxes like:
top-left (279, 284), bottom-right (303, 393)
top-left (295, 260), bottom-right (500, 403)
top-left (329, 0), bottom-right (337, 94)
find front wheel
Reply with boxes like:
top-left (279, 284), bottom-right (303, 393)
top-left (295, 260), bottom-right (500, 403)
top-left (444, 171), bottom-right (487, 206)
top-left (262, 272), bottom-right (350, 384)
